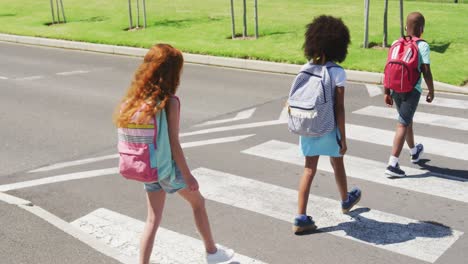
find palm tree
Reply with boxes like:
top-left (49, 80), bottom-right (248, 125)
top-left (383, 0), bottom-right (388, 47)
top-left (49, 0), bottom-right (56, 24)
top-left (59, 0), bottom-right (66, 23)
top-left (128, 0), bottom-right (133, 29)
top-left (399, 0), bottom-right (404, 37)
top-left (230, 0), bottom-right (236, 39)
top-left (142, 0), bottom-right (147, 28)
top-left (243, 0), bottom-right (247, 37)
top-left (49, 0), bottom-right (66, 24)
top-left (363, 0), bottom-right (370, 48)
top-left (127, 0), bottom-right (147, 30)
top-left (254, 0), bottom-right (258, 39)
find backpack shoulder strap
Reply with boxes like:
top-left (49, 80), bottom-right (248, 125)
top-left (299, 63), bottom-right (322, 76)
top-left (325, 61), bottom-right (342, 69)
top-left (153, 114), bottom-right (158, 147)
top-left (154, 96), bottom-right (179, 149)
top-left (324, 62), bottom-right (343, 89)
top-left (414, 38), bottom-right (426, 45)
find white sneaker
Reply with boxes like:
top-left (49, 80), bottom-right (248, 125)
top-left (205, 245), bottom-right (235, 264)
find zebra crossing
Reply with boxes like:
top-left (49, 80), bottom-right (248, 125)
top-left (354, 106), bottom-right (468, 131)
top-left (3, 93), bottom-right (467, 264)
top-left (72, 208), bottom-right (265, 264)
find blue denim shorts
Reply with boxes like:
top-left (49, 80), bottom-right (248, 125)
top-left (392, 89), bottom-right (421, 126)
top-left (144, 165), bottom-right (186, 193)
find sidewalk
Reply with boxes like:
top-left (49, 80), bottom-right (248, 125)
top-left (0, 33), bottom-right (466, 95)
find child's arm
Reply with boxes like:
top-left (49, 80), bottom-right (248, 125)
top-left (335, 86), bottom-right (347, 155)
top-left (384, 88), bottom-right (393, 107)
top-left (166, 97), bottom-right (199, 192)
top-left (421, 64), bottom-right (435, 103)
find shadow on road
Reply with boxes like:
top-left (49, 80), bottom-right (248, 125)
top-left (386, 159), bottom-right (468, 181)
top-left (299, 208), bottom-right (454, 245)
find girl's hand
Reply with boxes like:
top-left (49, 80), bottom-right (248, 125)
top-left (339, 139), bottom-right (347, 155)
top-left (384, 94), bottom-right (393, 107)
top-left (184, 175), bottom-right (199, 192)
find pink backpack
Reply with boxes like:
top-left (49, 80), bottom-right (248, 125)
top-left (383, 36), bottom-right (422, 93)
top-left (117, 97), bottom-right (178, 183)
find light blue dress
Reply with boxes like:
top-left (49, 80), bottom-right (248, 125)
top-left (299, 63), bottom-right (346, 157)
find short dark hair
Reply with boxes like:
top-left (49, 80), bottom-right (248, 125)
top-left (406, 12), bottom-right (425, 34)
top-left (303, 15), bottom-right (350, 63)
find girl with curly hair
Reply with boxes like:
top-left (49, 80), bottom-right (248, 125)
top-left (292, 16), bottom-right (362, 234)
top-left (114, 44), bottom-right (234, 264)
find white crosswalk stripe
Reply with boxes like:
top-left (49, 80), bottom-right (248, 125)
top-left (193, 167), bottom-right (463, 263)
top-left (365, 84), bottom-right (383, 97)
top-left (56, 70), bottom-right (90, 76)
top-left (353, 106), bottom-right (468, 131)
top-left (419, 97), bottom-right (468, 110)
top-left (242, 140), bottom-right (468, 203)
top-left (72, 208), bottom-right (266, 264)
top-left (195, 108), bottom-right (256, 127)
top-left (27, 135), bottom-right (255, 173)
top-left (346, 124), bottom-right (468, 161)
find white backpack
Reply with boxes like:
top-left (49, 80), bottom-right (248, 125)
top-left (287, 62), bottom-right (339, 137)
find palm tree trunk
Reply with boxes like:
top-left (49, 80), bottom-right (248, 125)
top-left (254, 0), bottom-right (259, 39)
top-left (399, 0), bottom-right (404, 37)
top-left (243, 0), bottom-right (247, 37)
top-left (230, 0), bottom-right (236, 39)
top-left (59, 0), bottom-right (66, 23)
top-left (364, 0), bottom-right (370, 48)
top-left (49, 0), bottom-right (56, 24)
top-left (143, 0), bottom-right (147, 28)
top-left (383, 0), bottom-right (388, 47)
top-left (55, 0), bottom-right (61, 23)
top-left (136, 0), bottom-right (140, 28)
top-left (128, 0), bottom-right (133, 30)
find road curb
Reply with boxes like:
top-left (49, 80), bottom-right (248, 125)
top-left (1, 33), bottom-right (466, 94)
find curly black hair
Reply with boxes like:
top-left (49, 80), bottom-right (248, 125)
top-left (303, 15), bottom-right (350, 63)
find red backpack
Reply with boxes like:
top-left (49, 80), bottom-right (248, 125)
top-left (383, 36), bottom-right (422, 93)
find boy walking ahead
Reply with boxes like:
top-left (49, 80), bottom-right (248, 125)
top-left (384, 12), bottom-right (435, 177)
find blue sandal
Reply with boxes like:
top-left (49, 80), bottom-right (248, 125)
top-left (293, 215), bottom-right (317, 234)
top-left (341, 187), bottom-right (362, 213)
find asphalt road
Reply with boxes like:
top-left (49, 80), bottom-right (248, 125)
top-left (1, 41), bottom-right (467, 264)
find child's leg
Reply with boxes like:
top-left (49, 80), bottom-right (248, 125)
top-left (178, 189), bottom-right (217, 254)
top-left (391, 123), bottom-right (408, 157)
top-left (330, 157), bottom-right (348, 201)
top-left (392, 90), bottom-right (420, 158)
top-left (140, 191), bottom-right (166, 264)
top-left (298, 156), bottom-right (319, 215)
top-left (331, 156), bottom-right (362, 213)
top-left (405, 122), bottom-right (415, 149)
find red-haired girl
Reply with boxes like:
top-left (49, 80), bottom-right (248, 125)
top-left (114, 44), bottom-right (234, 264)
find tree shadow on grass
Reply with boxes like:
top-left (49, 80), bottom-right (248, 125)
top-left (0, 13), bottom-right (16, 17)
top-left (429, 42), bottom-right (451, 53)
top-left (226, 31), bottom-right (295, 39)
top-left (298, 208), bottom-right (454, 245)
top-left (365, 41), bottom-right (451, 54)
top-left (78, 16), bottom-right (109, 23)
top-left (368, 42), bottom-right (390, 49)
top-left (152, 17), bottom-right (222, 28)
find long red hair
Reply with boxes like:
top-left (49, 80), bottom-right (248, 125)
top-left (114, 44), bottom-right (184, 127)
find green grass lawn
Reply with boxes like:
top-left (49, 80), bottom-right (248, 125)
top-left (0, 0), bottom-right (466, 85)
